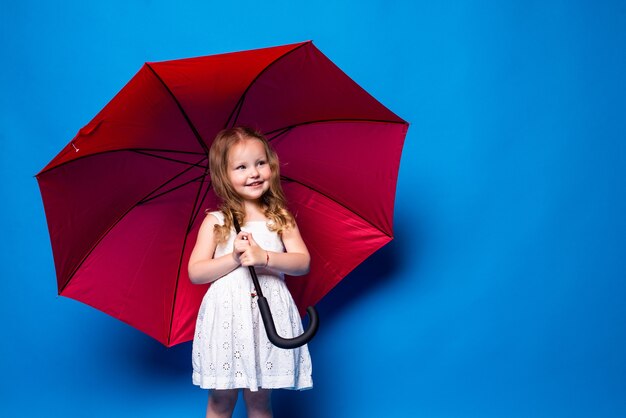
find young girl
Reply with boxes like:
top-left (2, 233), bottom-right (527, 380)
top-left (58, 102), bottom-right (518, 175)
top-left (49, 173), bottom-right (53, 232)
top-left (188, 127), bottom-right (313, 418)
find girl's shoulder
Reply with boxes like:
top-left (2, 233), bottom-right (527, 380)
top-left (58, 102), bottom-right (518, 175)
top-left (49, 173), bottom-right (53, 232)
top-left (205, 210), bottom-right (225, 225)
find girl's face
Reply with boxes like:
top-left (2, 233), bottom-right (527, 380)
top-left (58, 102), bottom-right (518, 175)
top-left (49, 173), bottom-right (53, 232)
top-left (227, 138), bottom-right (272, 203)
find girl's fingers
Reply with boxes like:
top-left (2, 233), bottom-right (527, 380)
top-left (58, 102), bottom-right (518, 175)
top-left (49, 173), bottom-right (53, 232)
top-left (246, 233), bottom-right (257, 245)
top-left (240, 247), bottom-right (264, 267)
top-left (234, 233), bottom-right (251, 252)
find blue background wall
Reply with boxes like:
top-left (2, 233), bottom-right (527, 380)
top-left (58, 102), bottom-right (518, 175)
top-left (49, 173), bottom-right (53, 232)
top-left (2, 1), bottom-right (625, 417)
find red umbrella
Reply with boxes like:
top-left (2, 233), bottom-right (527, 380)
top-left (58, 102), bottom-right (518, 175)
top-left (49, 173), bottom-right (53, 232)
top-left (36, 41), bottom-right (408, 347)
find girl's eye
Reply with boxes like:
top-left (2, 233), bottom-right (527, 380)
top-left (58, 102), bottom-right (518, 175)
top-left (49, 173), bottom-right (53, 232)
top-left (236, 165), bottom-right (246, 170)
top-left (257, 160), bottom-right (267, 167)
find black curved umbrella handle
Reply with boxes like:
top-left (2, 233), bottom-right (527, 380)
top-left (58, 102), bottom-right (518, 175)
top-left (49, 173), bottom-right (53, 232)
top-left (233, 214), bottom-right (319, 349)
top-left (252, 268), bottom-right (319, 349)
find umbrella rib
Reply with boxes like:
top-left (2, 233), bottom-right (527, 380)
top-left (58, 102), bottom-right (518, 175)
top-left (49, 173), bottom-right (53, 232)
top-left (265, 118), bottom-right (408, 139)
top-left (137, 154), bottom-right (207, 203)
top-left (145, 63), bottom-right (209, 154)
top-left (132, 148), bottom-right (205, 154)
top-left (139, 173), bottom-right (206, 205)
top-left (265, 126), bottom-right (291, 141)
top-left (188, 179), bottom-right (214, 234)
top-left (279, 174), bottom-right (393, 239)
top-left (132, 150), bottom-right (208, 170)
top-left (36, 148), bottom-right (206, 176)
top-left (226, 41), bottom-right (310, 128)
top-left (225, 94), bottom-right (245, 129)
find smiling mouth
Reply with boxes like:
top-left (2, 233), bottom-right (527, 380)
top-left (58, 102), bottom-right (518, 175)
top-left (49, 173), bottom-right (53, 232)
top-left (246, 181), bottom-right (264, 187)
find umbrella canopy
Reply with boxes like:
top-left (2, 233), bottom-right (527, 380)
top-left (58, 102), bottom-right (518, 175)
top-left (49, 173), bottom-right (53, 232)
top-left (36, 41), bottom-right (408, 347)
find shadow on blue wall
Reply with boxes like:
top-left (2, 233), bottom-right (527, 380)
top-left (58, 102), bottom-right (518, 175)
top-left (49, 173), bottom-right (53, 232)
top-left (317, 227), bottom-right (409, 319)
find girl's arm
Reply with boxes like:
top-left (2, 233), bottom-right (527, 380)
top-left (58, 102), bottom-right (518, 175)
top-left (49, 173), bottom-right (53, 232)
top-left (188, 214), bottom-right (240, 285)
top-left (242, 222), bottom-right (310, 276)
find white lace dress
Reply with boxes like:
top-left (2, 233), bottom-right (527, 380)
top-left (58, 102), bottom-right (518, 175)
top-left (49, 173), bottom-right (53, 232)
top-left (192, 211), bottom-right (313, 391)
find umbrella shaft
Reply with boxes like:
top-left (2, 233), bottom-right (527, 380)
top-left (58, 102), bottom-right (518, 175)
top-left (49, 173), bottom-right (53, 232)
top-left (247, 266), bottom-right (264, 298)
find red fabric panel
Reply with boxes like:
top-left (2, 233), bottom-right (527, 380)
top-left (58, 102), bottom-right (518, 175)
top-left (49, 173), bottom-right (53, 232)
top-left (38, 151), bottom-right (205, 292)
top-left (283, 181), bottom-right (392, 313)
top-left (236, 42), bottom-right (404, 133)
top-left (168, 192), bottom-right (219, 346)
top-left (273, 121), bottom-right (407, 237)
top-left (149, 42), bottom-right (307, 148)
top-left (62, 176), bottom-right (205, 345)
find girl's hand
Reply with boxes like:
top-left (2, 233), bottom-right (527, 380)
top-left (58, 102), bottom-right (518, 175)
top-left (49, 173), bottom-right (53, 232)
top-left (239, 233), bottom-right (267, 267)
top-left (232, 231), bottom-right (250, 264)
